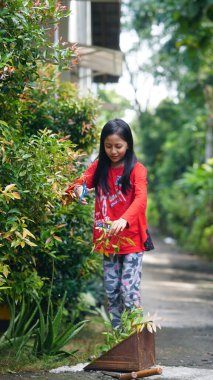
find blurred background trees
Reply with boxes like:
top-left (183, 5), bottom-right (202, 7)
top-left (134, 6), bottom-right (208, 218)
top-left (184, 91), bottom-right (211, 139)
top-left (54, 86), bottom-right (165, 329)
top-left (124, 0), bottom-right (213, 258)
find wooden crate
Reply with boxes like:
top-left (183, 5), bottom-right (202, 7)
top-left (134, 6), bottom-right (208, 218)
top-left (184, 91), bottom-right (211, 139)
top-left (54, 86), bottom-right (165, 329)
top-left (84, 328), bottom-right (155, 372)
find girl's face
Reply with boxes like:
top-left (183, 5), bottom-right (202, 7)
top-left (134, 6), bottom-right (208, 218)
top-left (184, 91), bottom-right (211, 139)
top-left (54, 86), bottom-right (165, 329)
top-left (104, 133), bottom-right (128, 167)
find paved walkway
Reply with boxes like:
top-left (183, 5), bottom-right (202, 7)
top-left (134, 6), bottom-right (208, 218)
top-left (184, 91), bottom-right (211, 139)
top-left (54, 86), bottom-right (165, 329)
top-left (1, 235), bottom-right (213, 379)
top-left (141, 235), bottom-right (213, 378)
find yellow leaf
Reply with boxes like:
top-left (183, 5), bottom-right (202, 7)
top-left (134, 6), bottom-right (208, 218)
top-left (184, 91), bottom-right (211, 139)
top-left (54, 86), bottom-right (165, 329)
top-left (25, 240), bottom-right (37, 247)
top-left (11, 192), bottom-right (21, 199)
top-left (53, 235), bottom-right (62, 242)
top-left (23, 229), bottom-right (27, 238)
top-left (124, 237), bottom-right (135, 246)
top-left (52, 182), bottom-right (58, 191)
top-left (32, 256), bottom-right (36, 266)
top-left (2, 231), bottom-right (12, 239)
top-left (3, 265), bottom-right (9, 278)
top-left (15, 231), bottom-right (22, 239)
top-left (4, 184), bottom-right (16, 192)
top-left (56, 224), bottom-right (66, 229)
top-left (23, 228), bottom-right (36, 239)
top-left (95, 233), bottom-right (104, 242)
top-left (10, 225), bottom-right (18, 232)
top-left (21, 241), bottom-right (25, 248)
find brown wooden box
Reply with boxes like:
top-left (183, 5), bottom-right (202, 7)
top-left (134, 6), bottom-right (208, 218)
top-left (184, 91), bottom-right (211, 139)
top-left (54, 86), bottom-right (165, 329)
top-left (84, 328), bottom-right (155, 372)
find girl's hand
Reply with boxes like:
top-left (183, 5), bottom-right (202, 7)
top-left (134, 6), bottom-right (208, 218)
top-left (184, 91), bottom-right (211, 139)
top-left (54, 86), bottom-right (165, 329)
top-left (74, 185), bottom-right (88, 205)
top-left (109, 218), bottom-right (128, 235)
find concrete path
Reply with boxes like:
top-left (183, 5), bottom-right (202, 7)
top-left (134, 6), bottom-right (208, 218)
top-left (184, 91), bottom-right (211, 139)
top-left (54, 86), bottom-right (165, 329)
top-left (1, 236), bottom-right (213, 379)
top-left (141, 235), bottom-right (213, 378)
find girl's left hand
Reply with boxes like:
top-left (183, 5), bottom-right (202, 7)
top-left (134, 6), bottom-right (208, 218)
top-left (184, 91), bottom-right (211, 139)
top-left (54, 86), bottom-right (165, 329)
top-left (109, 218), bottom-right (128, 235)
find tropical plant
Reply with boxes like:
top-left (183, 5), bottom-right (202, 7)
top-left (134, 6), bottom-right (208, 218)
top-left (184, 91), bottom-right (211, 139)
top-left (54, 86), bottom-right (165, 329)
top-left (0, 297), bottom-right (39, 358)
top-left (99, 307), bottom-right (161, 354)
top-left (0, 292), bottom-right (88, 359)
top-left (33, 292), bottom-right (89, 357)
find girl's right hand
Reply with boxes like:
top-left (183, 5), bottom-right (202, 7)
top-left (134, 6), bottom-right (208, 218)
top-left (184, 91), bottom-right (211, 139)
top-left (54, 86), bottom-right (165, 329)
top-left (74, 185), bottom-right (88, 205)
top-left (73, 185), bottom-right (88, 205)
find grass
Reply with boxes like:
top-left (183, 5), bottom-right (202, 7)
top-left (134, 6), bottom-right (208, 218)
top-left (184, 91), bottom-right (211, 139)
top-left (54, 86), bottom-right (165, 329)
top-left (0, 315), bottom-right (105, 374)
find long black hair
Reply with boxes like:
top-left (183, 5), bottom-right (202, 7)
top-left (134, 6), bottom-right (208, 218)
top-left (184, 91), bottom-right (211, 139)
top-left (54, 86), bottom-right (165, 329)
top-left (93, 119), bottom-right (137, 195)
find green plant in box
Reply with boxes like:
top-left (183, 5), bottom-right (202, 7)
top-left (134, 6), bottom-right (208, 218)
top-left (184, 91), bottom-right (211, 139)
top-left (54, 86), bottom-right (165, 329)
top-left (99, 307), bottom-right (161, 354)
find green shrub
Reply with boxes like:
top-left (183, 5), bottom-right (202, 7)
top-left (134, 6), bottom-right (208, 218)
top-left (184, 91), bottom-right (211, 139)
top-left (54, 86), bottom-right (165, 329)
top-left (155, 159), bottom-right (213, 258)
top-left (0, 125), bottom-right (98, 306)
top-left (19, 66), bottom-right (99, 152)
top-left (0, 0), bottom-right (78, 123)
top-left (0, 0), bottom-right (100, 331)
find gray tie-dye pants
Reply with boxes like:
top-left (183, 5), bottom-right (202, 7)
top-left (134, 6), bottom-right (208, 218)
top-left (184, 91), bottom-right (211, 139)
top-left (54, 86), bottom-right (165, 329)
top-left (103, 252), bottom-right (143, 328)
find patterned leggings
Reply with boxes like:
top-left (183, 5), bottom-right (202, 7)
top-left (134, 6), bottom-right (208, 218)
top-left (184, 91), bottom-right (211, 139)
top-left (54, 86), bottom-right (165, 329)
top-left (103, 252), bottom-right (143, 328)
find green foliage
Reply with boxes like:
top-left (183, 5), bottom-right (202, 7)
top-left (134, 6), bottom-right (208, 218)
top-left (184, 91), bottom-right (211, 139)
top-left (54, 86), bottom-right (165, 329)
top-left (147, 195), bottom-right (160, 228)
top-left (0, 0), bottom-right (100, 316)
top-left (157, 160), bottom-right (213, 257)
top-left (125, 0), bottom-right (213, 258)
top-left (137, 100), bottom-right (207, 188)
top-left (0, 125), bottom-right (99, 307)
top-left (0, 297), bottom-right (39, 358)
top-left (19, 66), bottom-right (99, 152)
top-left (136, 100), bottom-right (212, 257)
top-left (33, 293), bottom-right (88, 357)
top-left (127, 0), bottom-right (213, 86)
top-left (97, 88), bottom-right (131, 127)
top-left (0, 0), bottom-right (78, 121)
top-left (0, 293), bottom-right (88, 359)
top-left (99, 307), bottom-right (160, 353)
top-left (92, 221), bottom-right (135, 256)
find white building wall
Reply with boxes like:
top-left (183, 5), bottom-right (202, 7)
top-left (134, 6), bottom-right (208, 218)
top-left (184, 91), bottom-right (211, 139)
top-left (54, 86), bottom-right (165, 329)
top-left (69, 0), bottom-right (92, 93)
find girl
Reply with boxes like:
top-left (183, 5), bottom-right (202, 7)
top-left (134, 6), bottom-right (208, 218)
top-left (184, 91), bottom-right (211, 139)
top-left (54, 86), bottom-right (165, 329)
top-left (65, 118), bottom-right (152, 328)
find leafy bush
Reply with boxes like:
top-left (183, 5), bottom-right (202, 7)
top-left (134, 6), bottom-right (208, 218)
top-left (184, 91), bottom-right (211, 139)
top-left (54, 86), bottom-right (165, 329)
top-left (0, 125), bottom-right (98, 307)
top-left (19, 66), bottom-right (99, 152)
top-left (0, 0), bottom-right (78, 122)
top-left (158, 160), bottom-right (213, 258)
top-left (0, 0), bottom-right (100, 321)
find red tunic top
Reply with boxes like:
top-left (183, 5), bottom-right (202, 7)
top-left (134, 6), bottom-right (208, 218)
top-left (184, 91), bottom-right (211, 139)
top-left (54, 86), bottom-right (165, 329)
top-left (66, 160), bottom-right (148, 254)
